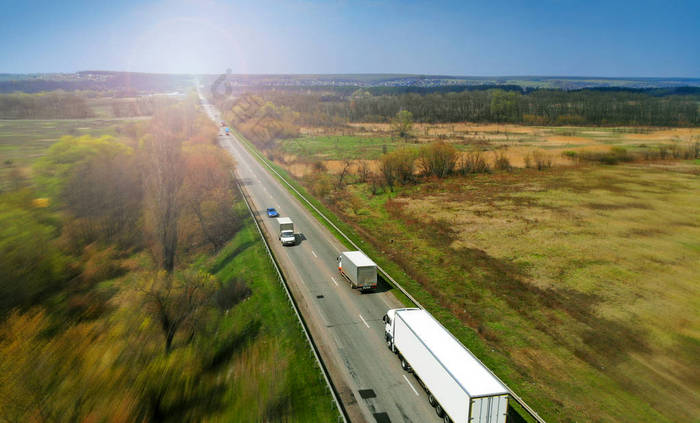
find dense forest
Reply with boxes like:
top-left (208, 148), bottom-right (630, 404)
top-left (253, 86), bottom-right (700, 127)
top-left (0, 91), bottom-right (94, 119)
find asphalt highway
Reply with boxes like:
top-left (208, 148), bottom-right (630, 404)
top-left (200, 95), bottom-right (440, 423)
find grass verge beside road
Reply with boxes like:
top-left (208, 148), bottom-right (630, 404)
top-left (204, 208), bottom-right (340, 422)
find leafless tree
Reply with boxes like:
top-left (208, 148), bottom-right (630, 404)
top-left (143, 271), bottom-right (215, 353)
top-left (357, 160), bottom-right (371, 183)
top-left (336, 159), bottom-right (352, 188)
top-left (142, 118), bottom-right (186, 272)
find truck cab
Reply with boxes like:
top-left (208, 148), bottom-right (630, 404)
top-left (383, 308), bottom-right (416, 352)
top-left (279, 229), bottom-right (295, 245)
top-left (277, 217), bottom-right (296, 246)
top-left (383, 310), bottom-right (393, 348)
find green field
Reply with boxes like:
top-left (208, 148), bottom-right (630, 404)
top-left (278, 135), bottom-right (398, 160)
top-left (0, 118), bottom-right (140, 166)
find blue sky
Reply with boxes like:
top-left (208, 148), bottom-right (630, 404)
top-left (1, 0), bottom-right (698, 76)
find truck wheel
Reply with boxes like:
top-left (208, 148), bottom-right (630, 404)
top-left (443, 414), bottom-right (452, 423)
top-left (386, 338), bottom-right (393, 352)
top-left (428, 393), bottom-right (436, 406)
top-left (435, 404), bottom-right (445, 418)
top-left (400, 357), bottom-right (410, 371)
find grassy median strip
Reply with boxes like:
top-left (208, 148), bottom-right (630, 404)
top-left (205, 206), bottom-right (340, 422)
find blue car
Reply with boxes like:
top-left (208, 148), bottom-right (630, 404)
top-left (266, 207), bottom-right (279, 218)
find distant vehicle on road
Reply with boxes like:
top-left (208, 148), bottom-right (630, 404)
top-left (266, 207), bottom-right (279, 217)
top-left (337, 251), bottom-right (377, 291)
top-left (277, 217), bottom-right (295, 246)
top-left (225, 127), bottom-right (230, 136)
top-left (384, 308), bottom-right (509, 423)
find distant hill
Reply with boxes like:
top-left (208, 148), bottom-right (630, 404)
top-left (0, 71), bottom-right (698, 93)
top-left (0, 71), bottom-right (194, 94)
top-left (198, 73), bottom-right (700, 90)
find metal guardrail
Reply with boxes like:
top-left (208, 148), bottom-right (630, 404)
top-left (236, 136), bottom-right (547, 423)
top-left (234, 178), bottom-right (349, 422)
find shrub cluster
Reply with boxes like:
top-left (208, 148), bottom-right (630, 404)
top-left (563, 142), bottom-right (699, 165)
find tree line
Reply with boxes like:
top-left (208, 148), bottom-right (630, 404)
top-left (0, 71), bottom-right (193, 94)
top-left (0, 91), bottom-right (182, 119)
top-left (251, 86), bottom-right (700, 127)
top-left (111, 95), bottom-right (180, 117)
top-left (0, 91), bottom-right (94, 119)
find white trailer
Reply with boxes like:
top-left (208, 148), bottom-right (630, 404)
top-left (276, 217), bottom-right (295, 246)
top-left (384, 308), bottom-right (509, 423)
top-left (337, 251), bottom-right (377, 291)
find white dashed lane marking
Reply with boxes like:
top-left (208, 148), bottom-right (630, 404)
top-left (403, 375), bottom-right (420, 396)
top-left (358, 314), bottom-right (370, 328)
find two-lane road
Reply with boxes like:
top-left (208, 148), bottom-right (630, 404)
top-left (201, 96), bottom-right (439, 423)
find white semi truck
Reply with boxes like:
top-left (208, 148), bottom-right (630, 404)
top-left (277, 217), bottom-right (296, 246)
top-left (383, 308), bottom-right (509, 423)
top-left (337, 251), bottom-right (377, 291)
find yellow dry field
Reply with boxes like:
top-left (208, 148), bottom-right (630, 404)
top-left (623, 127), bottom-right (699, 140)
top-left (352, 163), bottom-right (700, 422)
top-left (346, 122), bottom-right (700, 150)
top-left (279, 121), bottom-right (700, 421)
top-left (286, 160), bottom-right (381, 178)
top-left (277, 123), bottom-right (698, 176)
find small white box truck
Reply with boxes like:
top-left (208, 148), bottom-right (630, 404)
top-left (337, 251), bottom-right (377, 291)
top-left (276, 217), bottom-right (295, 246)
top-left (383, 308), bottom-right (509, 423)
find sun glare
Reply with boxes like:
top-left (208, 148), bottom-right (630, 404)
top-left (127, 16), bottom-right (249, 74)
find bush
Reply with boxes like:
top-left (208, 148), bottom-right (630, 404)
top-left (215, 277), bottom-right (251, 311)
top-left (532, 150), bottom-right (553, 170)
top-left (670, 142), bottom-right (700, 159)
top-left (0, 205), bottom-right (72, 314)
top-left (562, 150), bottom-right (578, 161)
top-left (304, 172), bottom-right (334, 199)
top-left (379, 148), bottom-right (417, 190)
top-left (417, 141), bottom-right (458, 177)
top-left (457, 151), bottom-right (490, 174)
top-left (576, 147), bottom-right (632, 165)
top-left (493, 149), bottom-right (512, 171)
top-left (80, 245), bottom-right (127, 284)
